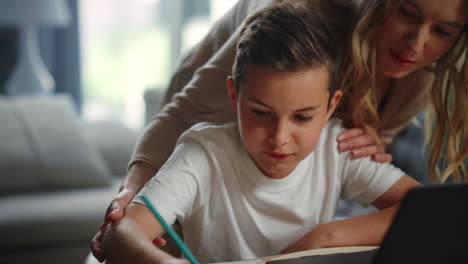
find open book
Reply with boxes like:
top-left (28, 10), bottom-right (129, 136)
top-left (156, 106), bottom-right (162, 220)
top-left (210, 246), bottom-right (378, 264)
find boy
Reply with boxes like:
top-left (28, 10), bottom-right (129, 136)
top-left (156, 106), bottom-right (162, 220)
top-left (102, 3), bottom-right (419, 264)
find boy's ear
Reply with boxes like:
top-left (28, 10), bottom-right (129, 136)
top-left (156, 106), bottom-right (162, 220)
top-left (227, 76), bottom-right (238, 115)
top-left (326, 90), bottom-right (343, 120)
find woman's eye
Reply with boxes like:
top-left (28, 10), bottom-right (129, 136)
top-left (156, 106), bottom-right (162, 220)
top-left (434, 27), bottom-right (452, 37)
top-left (251, 109), bottom-right (271, 117)
top-left (398, 6), bottom-right (417, 19)
top-left (295, 115), bottom-right (313, 122)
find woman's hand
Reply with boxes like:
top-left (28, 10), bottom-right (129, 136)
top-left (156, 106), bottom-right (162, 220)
top-left (90, 189), bottom-right (168, 262)
top-left (90, 162), bottom-right (166, 262)
top-left (90, 188), bottom-right (137, 262)
top-left (103, 203), bottom-right (187, 264)
top-left (337, 127), bottom-right (393, 163)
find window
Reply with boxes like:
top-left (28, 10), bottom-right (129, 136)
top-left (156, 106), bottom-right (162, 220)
top-left (79, 0), bottom-right (237, 130)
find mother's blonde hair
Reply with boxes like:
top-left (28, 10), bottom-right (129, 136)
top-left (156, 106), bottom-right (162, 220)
top-left (334, 0), bottom-right (468, 182)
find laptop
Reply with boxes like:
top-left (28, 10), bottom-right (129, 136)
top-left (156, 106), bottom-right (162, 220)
top-left (267, 182), bottom-right (468, 264)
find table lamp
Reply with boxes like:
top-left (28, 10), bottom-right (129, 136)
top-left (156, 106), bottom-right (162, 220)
top-left (0, 0), bottom-right (71, 96)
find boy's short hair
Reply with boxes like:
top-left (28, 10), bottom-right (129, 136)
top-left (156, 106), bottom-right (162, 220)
top-left (232, 3), bottom-right (341, 96)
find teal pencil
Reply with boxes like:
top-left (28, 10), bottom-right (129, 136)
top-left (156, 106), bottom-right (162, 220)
top-left (141, 195), bottom-right (200, 264)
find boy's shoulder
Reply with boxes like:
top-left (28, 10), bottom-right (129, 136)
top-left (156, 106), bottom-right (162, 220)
top-left (312, 118), bottom-right (344, 156)
top-left (182, 121), bottom-right (236, 135)
top-left (322, 118), bottom-right (344, 140)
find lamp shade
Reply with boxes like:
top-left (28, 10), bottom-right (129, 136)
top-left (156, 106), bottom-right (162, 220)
top-left (0, 0), bottom-right (71, 26)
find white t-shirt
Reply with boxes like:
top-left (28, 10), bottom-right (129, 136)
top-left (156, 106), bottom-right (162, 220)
top-left (135, 119), bottom-right (404, 263)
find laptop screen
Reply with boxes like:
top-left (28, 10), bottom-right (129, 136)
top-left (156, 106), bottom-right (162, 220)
top-left (372, 183), bottom-right (468, 264)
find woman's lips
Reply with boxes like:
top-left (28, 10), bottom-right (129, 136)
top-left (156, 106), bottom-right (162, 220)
top-left (389, 49), bottom-right (416, 68)
top-left (265, 152), bottom-right (290, 160)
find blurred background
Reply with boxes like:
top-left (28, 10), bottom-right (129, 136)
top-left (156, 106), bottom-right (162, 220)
top-left (0, 1), bottom-right (239, 264)
top-left (79, 0), bottom-right (237, 129)
top-left (0, 0), bottom-right (237, 130)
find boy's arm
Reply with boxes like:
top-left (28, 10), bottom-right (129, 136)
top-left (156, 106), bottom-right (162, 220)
top-left (286, 175), bottom-right (420, 253)
top-left (103, 202), bottom-right (188, 264)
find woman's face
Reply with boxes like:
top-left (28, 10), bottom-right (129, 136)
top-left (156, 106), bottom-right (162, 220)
top-left (375, 0), bottom-right (466, 79)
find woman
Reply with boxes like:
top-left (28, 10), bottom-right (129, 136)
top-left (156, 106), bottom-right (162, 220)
top-left (337, 0), bottom-right (467, 183)
top-left (91, 0), bottom-right (467, 261)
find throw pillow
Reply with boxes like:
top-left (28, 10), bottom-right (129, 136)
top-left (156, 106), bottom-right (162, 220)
top-left (0, 95), bottom-right (112, 194)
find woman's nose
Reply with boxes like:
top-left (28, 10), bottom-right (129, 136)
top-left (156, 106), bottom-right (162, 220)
top-left (403, 25), bottom-right (430, 56)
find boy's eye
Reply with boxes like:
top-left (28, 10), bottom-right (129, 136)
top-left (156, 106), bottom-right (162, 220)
top-left (294, 114), bottom-right (313, 122)
top-left (251, 109), bottom-right (271, 117)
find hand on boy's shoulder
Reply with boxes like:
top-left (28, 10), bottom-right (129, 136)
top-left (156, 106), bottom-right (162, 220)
top-left (335, 120), bottom-right (393, 163)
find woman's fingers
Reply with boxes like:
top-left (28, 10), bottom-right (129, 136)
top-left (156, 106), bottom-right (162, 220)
top-left (337, 127), bottom-right (391, 163)
top-left (337, 127), bottom-right (366, 142)
top-left (153, 237), bottom-right (167, 247)
top-left (90, 189), bottom-right (138, 261)
top-left (350, 144), bottom-right (379, 158)
top-left (107, 189), bottom-right (136, 221)
top-left (346, 143), bottom-right (392, 163)
top-left (107, 200), bottom-right (125, 222)
top-left (90, 225), bottom-right (106, 262)
top-left (338, 133), bottom-right (375, 152)
top-left (372, 153), bottom-right (393, 163)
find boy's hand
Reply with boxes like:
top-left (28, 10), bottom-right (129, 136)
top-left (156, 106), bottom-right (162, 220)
top-left (337, 127), bottom-right (392, 163)
top-left (284, 225), bottom-right (331, 253)
top-left (107, 256), bottom-right (189, 264)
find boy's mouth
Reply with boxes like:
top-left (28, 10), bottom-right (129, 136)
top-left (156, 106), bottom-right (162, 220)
top-left (265, 151), bottom-right (290, 160)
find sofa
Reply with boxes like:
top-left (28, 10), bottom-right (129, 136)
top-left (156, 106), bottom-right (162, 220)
top-left (0, 94), bottom-right (140, 264)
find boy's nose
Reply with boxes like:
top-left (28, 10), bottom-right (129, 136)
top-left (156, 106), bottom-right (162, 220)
top-left (269, 119), bottom-right (290, 147)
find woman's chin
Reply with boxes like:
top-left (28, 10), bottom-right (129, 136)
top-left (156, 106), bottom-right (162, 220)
top-left (383, 68), bottom-right (416, 79)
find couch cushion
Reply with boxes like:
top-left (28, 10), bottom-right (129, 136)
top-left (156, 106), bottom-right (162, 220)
top-left (0, 95), bottom-right (112, 194)
top-left (0, 178), bottom-right (122, 249)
